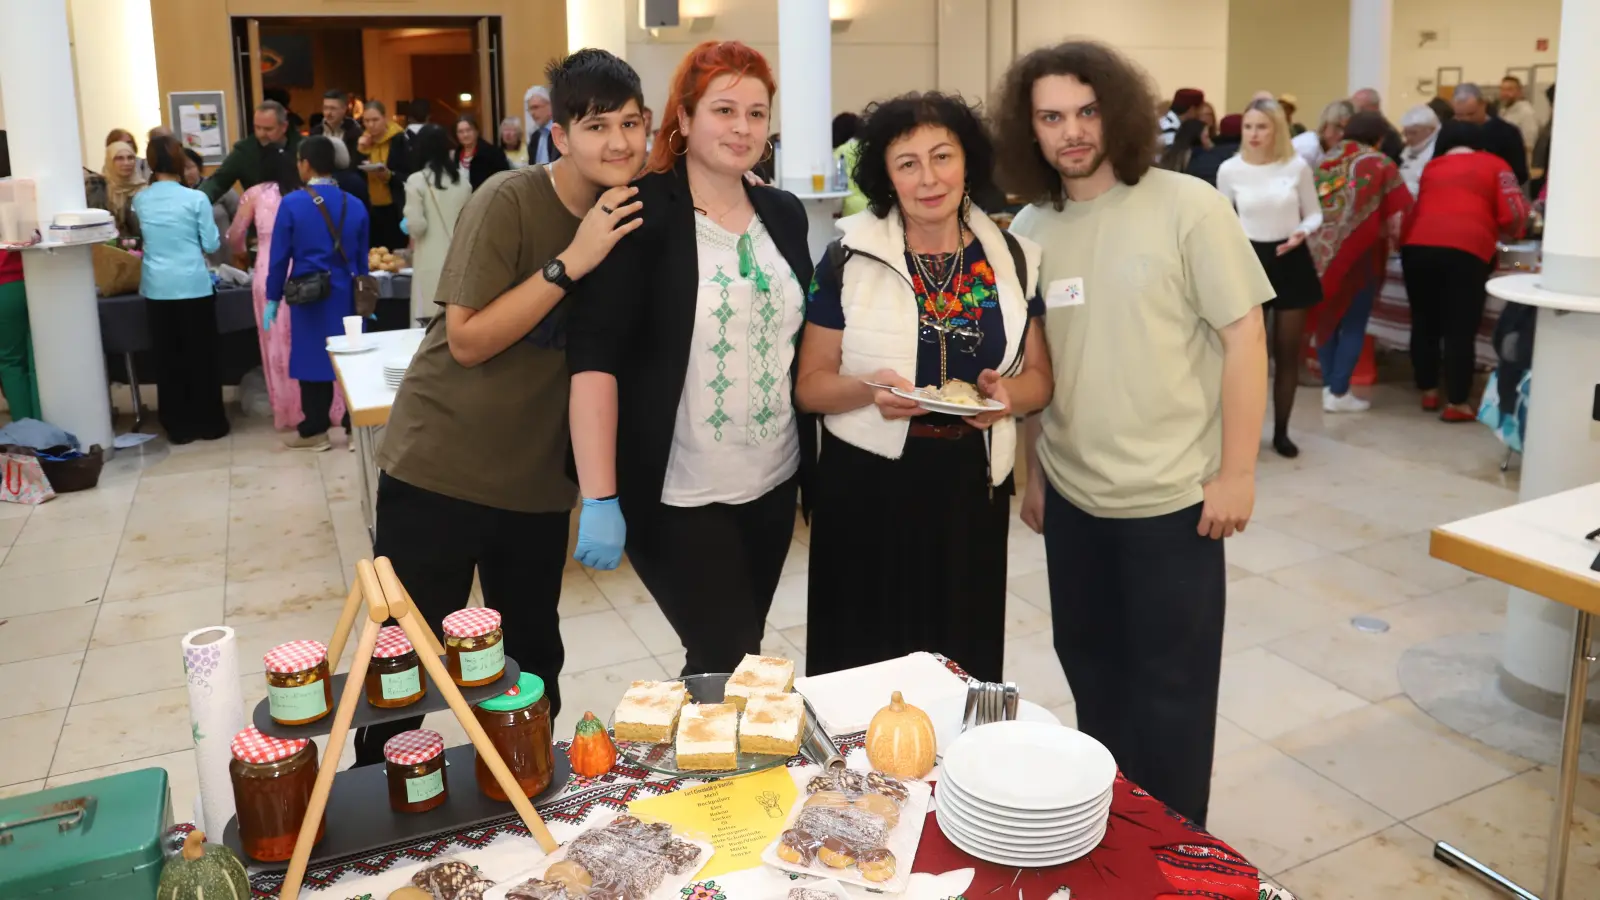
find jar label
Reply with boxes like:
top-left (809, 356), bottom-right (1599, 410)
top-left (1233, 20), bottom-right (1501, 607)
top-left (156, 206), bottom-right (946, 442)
top-left (381, 666), bottom-right (422, 700)
top-left (267, 681), bottom-right (327, 722)
top-left (406, 767), bottom-right (445, 804)
top-left (459, 642), bottom-right (505, 683)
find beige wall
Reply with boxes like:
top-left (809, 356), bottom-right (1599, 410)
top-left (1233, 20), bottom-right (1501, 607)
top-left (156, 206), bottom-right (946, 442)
top-left (1388, 0), bottom-right (1562, 115)
top-left (68, 0), bottom-right (163, 171)
top-left (1226, 0), bottom-right (1349, 125)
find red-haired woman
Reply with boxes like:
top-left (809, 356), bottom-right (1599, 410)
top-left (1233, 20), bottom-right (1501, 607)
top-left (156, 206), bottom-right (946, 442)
top-left (567, 41), bottom-right (815, 675)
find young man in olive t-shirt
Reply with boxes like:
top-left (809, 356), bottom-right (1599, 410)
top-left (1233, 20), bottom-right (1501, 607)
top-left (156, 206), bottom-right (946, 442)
top-left (352, 50), bottom-right (648, 767)
top-left (997, 41), bottom-right (1272, 827)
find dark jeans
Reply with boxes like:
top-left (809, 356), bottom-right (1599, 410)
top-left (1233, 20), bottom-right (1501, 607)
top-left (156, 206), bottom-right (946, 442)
top-left (1317, 279), bottom-right (1377, 396)
top-left (1401, 244), bottom-right (1494, 405)
top-left (1044, 484), bottom-right (1227, 827)
top-left (626, 479), bottom-right (797, 676)
top-left (148, 294), bottom-right (229, 443)
top-left (296, 380), bottom-right (350, 438)
top-left (353, 473), bottom-right (570, 767)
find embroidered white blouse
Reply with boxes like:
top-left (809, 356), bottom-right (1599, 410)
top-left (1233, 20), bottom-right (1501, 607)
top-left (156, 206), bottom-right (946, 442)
top-left (659, 213), bottom-right (804, 507)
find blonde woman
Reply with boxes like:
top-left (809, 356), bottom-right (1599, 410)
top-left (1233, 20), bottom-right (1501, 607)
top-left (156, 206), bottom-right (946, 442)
top-left (499, 116), bottom-right (528, 168)
top-left (1216, 99), bottom-right (1322, 458)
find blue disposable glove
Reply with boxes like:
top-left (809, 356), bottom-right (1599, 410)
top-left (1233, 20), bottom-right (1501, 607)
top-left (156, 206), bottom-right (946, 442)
top-left (263, 299), bottom-right (279, 332)
top-left (574, 497), bottom-right (626, 570)
top-left (399, 217), bottom-right (409, 237)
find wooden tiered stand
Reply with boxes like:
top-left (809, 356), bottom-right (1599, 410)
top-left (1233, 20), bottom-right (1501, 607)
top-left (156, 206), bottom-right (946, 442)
top-left (266, 557), bottom-right (560, 900)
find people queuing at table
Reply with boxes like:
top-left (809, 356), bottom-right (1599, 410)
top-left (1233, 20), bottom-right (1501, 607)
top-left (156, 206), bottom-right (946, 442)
top-left (401, 123), bottom-right (472, 323)
top-left (131, 135), bottom-right (228, 444)
top-left (362, 48), bottom-right (648, 767)
top-left (453, 114), bottom-right (512, 190)
top-left (264, 136), bottom-right (368, 452)
top-left (796, 92), bottom-right (1052, 684)
top-left (356, 100), bottom-right (410, 251)
top-left (568, 41), bottom-right (814, 677)
top-left (89, 140), bottom-right (146, 243)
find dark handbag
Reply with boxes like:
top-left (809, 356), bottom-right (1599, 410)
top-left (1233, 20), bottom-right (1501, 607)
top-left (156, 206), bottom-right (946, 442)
top-left (307, 188), bottom-right (381, 316)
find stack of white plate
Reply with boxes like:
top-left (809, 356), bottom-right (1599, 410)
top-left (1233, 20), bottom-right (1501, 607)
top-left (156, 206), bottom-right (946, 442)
top-left (937, 720), bottom-right (1116, 867)
top-left (383, 355), bottom-right (409, 390)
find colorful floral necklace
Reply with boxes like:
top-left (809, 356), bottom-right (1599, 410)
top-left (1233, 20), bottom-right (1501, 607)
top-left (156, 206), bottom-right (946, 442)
top-left (907, 217), bottom-right (979, 386)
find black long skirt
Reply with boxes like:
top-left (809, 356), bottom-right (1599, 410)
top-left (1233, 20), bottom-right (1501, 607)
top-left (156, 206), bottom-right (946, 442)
top-left (805, 425), bottom-right (1011, 683)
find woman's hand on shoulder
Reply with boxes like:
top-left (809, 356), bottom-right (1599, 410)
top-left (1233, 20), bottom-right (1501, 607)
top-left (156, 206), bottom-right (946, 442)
top-left (560, 185), bottom-right (643, 281)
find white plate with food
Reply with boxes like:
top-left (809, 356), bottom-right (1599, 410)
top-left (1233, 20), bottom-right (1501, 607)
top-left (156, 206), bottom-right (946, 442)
top-left (889, 381), bottom-right (1003, 417)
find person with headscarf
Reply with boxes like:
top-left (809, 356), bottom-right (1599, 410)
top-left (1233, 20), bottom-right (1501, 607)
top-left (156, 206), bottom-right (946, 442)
top-left (89, 140), bottom-right (147, 243)
top-left (1397, 104), bottom-right (1441, 197)
top-left (524, 85), bottom-right (562, 164)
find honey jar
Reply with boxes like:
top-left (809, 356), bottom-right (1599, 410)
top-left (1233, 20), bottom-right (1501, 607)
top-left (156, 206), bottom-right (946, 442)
top-left (472, 672), bottom-right (553, 801)
top-left (384, 729), bottom-right (448, 814)
top-left (441, 608), bottom-right (505, 687)
top-left (228, 726), bottom-right (325, 862)
top-left (365, 625), bottom-right (426, 708)
top-left (263, 640), bottom-right (333, 726)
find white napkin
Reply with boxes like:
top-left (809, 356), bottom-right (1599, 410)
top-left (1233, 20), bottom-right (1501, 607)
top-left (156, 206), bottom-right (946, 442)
top-left (793, 652), bottom-right (968, 736)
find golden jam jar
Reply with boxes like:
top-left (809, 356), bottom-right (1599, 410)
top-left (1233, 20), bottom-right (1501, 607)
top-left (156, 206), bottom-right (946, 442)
top-left (263, 640), bottom-right (333, 726)
top-left (384, 729), bottom-right (448, 814)
top-left (472, 673), bottom-right (553, 801)
top-left (441, 607), bottom-right (505, 687)
top-left (365, 625), bottom-right (426, 708)
top-left (228, 727), bottom-right (325, 862)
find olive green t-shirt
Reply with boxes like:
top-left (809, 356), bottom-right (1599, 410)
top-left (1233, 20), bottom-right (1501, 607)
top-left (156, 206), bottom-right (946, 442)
top-left (377, 166), bottom-right (582, 513)
top-left (1010, 168), bottom-right (1272, 519)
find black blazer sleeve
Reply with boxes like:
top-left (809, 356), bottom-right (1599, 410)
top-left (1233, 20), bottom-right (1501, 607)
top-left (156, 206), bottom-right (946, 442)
top-left (567, 204), bottom-right (656, 377)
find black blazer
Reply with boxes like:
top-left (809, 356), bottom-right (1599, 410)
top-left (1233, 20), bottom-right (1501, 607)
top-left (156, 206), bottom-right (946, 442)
top-left (456, 139), bottom-right (512, 191)
top-left (568, 161), bottom-right (817, 521)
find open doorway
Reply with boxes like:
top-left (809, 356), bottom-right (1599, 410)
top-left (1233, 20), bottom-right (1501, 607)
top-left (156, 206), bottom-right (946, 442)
top-left (230, 15), bottom-right (503, 139)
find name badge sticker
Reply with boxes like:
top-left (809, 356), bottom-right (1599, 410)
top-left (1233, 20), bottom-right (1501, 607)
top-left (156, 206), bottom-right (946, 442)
top-left (1045, 277), bottom-right (1085, 309)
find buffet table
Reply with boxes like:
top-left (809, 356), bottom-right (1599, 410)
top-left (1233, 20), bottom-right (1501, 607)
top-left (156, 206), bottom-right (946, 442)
top-left (330, 327), bottom-right (424, 540)
top-left (230, 655), bottom-right (1295, 900)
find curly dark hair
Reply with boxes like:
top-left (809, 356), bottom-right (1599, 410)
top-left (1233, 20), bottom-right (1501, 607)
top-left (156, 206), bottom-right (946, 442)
top-left (992, 41), bottom-right (1157, 209)
top-left (1342, 110), bottom-right (1391, 148)
top-left (852, 92), bottom-right (998, 219)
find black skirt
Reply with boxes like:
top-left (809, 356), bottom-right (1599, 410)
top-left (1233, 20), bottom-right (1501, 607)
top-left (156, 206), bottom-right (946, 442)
top-left (1252, 240), bottom-right (1324, 310)
top-left (805, 426), bottom-right (1011, 683)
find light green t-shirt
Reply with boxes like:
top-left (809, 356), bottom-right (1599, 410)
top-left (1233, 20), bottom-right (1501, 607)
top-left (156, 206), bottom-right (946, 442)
top-left (1010, 168), bottom-right (1272, 519)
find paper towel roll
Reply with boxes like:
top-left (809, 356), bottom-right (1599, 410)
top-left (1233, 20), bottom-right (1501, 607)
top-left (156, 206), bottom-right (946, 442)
top-left (182, 626), bottom-right (245, 836)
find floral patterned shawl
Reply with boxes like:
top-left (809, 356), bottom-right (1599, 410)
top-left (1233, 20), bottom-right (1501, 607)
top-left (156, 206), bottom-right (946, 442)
top-left (1306, 140), bottom-right (1412, 342)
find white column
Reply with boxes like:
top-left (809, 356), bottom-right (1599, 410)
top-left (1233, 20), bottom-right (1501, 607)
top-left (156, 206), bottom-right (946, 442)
top-left (1494, 0), bottom-right (1600, 696)
top-left (565, 0), bottom-right (628, 58)
top-left (1347, 0), bottom-right (1392, 99)
top-left (0, 0), bottom-right (114, 450)
top-left (777, 0), bottom-right (831, 197)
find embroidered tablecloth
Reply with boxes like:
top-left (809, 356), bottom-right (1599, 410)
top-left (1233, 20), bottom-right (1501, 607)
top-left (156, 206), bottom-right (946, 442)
top-left (225, 659), bottom-right (1295, 900)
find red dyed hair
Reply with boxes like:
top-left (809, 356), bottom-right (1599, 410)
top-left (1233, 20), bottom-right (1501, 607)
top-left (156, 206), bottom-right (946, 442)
top-left (647, 41), bottom-right (776, 174)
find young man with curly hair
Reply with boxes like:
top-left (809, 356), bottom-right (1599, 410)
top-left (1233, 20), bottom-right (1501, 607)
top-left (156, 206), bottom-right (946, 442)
top-left (995, 40), bottom-right (1271, 827)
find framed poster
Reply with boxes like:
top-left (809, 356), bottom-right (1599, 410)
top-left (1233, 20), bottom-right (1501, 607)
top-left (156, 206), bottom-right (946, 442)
top-left (167, 91), bottom-right (230, 166)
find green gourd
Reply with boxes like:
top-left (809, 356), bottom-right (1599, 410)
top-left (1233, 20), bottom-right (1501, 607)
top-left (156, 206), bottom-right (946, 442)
top-left (157, 830), bottom-right (251, 900)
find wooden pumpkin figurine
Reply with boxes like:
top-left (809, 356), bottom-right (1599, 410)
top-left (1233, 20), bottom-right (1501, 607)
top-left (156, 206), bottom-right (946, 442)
top-left (158, 830), bottom-right (250, 900)
top-left (865, 691), bottom-right (937, 779)
top-left (569, 710), bottom-right (618, 777)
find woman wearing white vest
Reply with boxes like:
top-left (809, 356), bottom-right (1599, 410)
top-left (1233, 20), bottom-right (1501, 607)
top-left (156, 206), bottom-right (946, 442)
top-left (796, 93), bottom-right (1054, 682)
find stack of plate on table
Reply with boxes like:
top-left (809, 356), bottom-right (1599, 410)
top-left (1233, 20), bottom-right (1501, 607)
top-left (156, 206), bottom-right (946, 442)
top-left (383, 355), bottom-right (409, 390)
top-left (936, 720), bottom-right (1117, 867)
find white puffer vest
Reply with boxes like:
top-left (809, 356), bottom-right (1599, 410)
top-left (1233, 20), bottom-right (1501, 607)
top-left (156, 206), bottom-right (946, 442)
top-left (823, 205), bottom-right (1040, 484)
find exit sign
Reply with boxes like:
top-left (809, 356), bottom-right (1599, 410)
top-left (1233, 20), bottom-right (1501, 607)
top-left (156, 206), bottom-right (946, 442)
top-left (1537, 38), bottom-right (1549, 51)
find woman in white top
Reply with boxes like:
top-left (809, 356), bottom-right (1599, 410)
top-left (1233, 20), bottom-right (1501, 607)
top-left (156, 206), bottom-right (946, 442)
top-left (1217, 99), bottom-right (1323, 459)
top-left (1397, 104), bottom-right (1440, 197)
top-left (400, 124), bottom-right (472, 323)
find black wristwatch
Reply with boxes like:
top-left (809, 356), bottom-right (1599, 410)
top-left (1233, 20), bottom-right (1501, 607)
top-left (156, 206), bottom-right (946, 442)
top-left (541, 257), bottom-right (574, 291)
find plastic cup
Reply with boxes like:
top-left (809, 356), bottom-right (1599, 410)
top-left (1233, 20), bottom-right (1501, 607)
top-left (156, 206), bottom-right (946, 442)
top-left (342, 315), bottom-right (363, 349)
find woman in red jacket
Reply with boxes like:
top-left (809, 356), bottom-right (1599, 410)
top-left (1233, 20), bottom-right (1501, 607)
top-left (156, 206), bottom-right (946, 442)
top-left (1400, 120), bottom-right (1528, 421)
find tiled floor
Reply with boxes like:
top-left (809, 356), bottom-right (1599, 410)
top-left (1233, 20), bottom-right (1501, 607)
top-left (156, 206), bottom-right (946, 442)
top-left (1, 382), bottom-right (1594, 897)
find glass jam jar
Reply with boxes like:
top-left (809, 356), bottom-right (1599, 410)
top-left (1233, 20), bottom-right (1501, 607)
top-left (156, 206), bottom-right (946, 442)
top-left (384, 729), bottom-right (448, 814)
top-left (263, 640), bottom-right (333, 726)
top-left (228, 726), bottom-right (326, 862)
top-left (441, 608), bottom-right (505, 687)
top-left (365, 625), bottom-right (427, 708)
top-left (473, 672), bottom-right (553, 801)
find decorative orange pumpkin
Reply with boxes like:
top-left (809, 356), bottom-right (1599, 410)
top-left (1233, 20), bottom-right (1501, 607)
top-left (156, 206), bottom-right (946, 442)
top-left (865, 691), bottom-right (937, 779)
top-left (569, 711), bottom-right (617, 777)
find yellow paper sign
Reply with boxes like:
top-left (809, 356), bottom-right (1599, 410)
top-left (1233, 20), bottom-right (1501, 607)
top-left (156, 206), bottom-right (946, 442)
top-left (628, 766), bottom-right (798, 879)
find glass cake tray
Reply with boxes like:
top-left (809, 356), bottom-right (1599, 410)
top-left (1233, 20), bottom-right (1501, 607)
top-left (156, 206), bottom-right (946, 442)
top-left (607, 672), bottom-right (835, 779)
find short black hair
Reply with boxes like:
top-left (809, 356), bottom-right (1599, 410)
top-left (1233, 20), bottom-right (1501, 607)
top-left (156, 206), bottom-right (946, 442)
top-left (323, 89), bottom-right (348, 103)
top-left (147, 135), bottom-right (186, 177)
top-left (832, 112), bottom-right (861, 149)
top-left (182, 147), bottom-right (203, 171)
top-left (409, 98), bottom-right (431, 122)
top-left (299, 135), bottom-right (337, 175)
top-left (545, 48), bottom-right (643, 128)
top-left (1342, 110), bottom-right (1391, 147)
top-left (1433, 120), bottom-right (1485, 155)
top-left (853, 92), bottom-right (998, 219)
top-left (1428, 97), bottom-right (1455, 122)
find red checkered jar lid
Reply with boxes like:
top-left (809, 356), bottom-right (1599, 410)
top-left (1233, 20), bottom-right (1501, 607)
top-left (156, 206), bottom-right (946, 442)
top-left (231, 726), bottom-right (310, 764)
top-left (263, 640), bottom-right (328, 674)
top-left (442, 607), bottom-right (502, 639)
top-left (372, 626), bottom-right (415, 659)
top-left (384, 729), bottom-right (445, 766)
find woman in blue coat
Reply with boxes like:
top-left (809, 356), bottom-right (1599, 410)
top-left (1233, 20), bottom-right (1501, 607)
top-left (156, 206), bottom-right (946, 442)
top-left (266, 135), bottom-right (370, 451)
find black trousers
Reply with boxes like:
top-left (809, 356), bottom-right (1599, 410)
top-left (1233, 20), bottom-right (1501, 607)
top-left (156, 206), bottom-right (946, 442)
top-left (148, 295), bottom-right (229, 443)
top-left (297, 381), bottom-right (351, 438)
top-left (807, 428), bottom-right (1009, 682)
top-left (626, 478), bottom-right (797, 676)
top-left (1044, 485), bottom-right (1226, 827)
top-left (370, 204), bottom-right (405, 254)
top-left (353, 473), bottom-right (570, 767)
top-left (1401, 244), bottom-right (1494, 405)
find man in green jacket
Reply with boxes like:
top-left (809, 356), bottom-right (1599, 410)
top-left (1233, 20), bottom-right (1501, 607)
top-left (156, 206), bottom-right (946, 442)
top-left (200, 100), bottom-right (301, 203)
